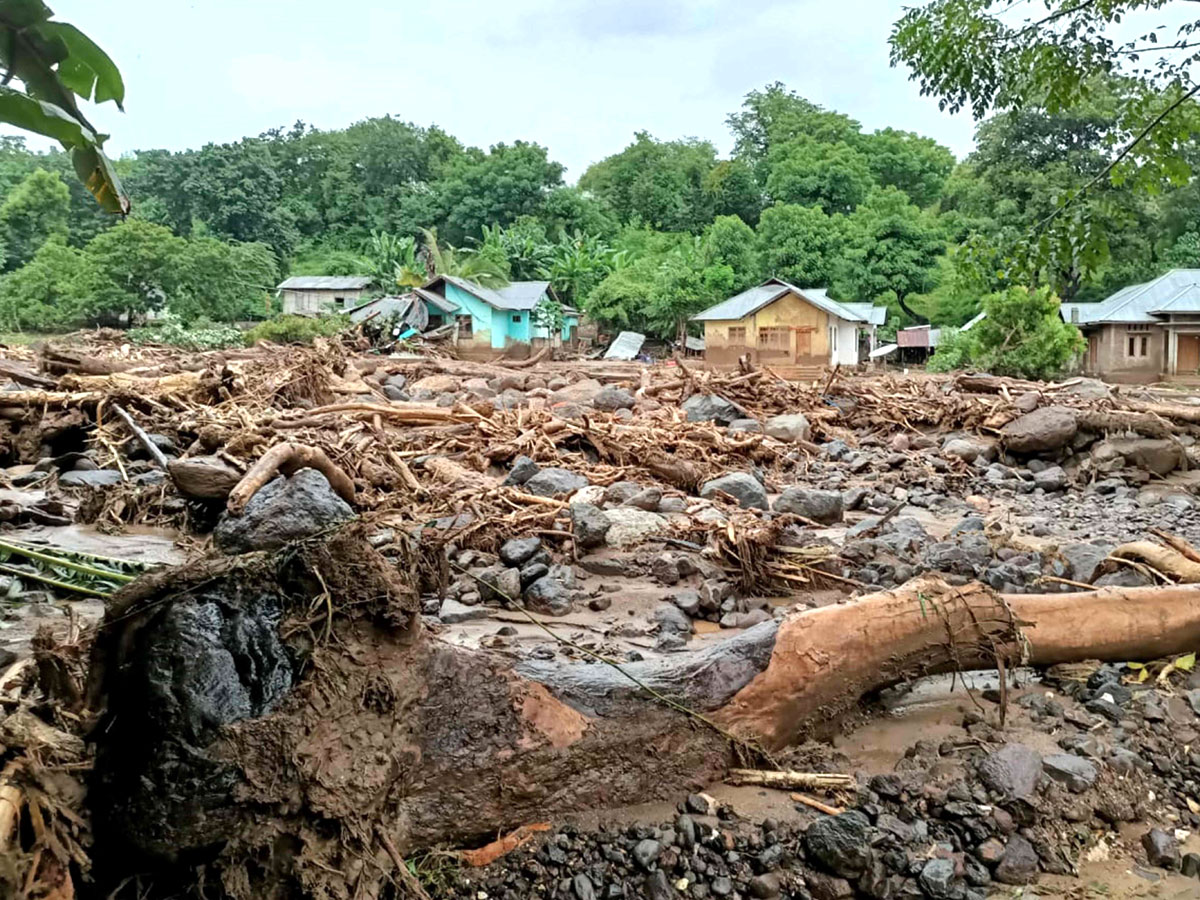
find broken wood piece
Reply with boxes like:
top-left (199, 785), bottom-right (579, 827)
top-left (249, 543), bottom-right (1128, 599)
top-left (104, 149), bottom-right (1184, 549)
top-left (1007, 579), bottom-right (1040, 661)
top-left (1110, 541), bottom-right (1200, 583)
top-left (375, 824), bottom-right (434, 900)
top-left (226, 443), bottom-right (356, 514)
top-left (113, 403), bottom-right (170, 470)
top-left (458, 823), bottom-right (552, 867)
top-left (790, 792), bottom-right (844, 816)
top-left (725, 769), bottom-right (856, 791)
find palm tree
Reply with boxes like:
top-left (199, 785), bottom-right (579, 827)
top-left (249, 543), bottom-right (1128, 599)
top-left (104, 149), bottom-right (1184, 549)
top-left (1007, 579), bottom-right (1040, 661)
top-left (419, 226), bottom-right (508, 289)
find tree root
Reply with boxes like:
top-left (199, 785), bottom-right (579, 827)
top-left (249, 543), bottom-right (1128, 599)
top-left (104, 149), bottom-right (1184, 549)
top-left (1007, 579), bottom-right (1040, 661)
top-left (226, 442), bottom-right (356, 513)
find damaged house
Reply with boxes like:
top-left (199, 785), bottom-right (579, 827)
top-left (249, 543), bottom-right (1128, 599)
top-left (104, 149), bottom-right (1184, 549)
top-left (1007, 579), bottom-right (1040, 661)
top-left (691, 278), bottom-right (886, 367)
top-left (1061, 268), bottom-right (1200, 382)
top-left (277, 275), bottom-right (372, 315)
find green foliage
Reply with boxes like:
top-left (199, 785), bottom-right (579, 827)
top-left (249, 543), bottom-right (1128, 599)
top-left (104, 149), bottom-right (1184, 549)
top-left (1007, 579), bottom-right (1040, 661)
top-left (971, 286), bottom-right (1085, 379)
top-left (78, 219), bottom-right (184, 325)
top-left (365, 230), bottom-right (425, 289)
top-left (833, 187), bottom-right (945, 320)
top-left (728, 83), bottom-right (862, 180)
top-left (756, 203), bottom-right (845, 287)
top-left (648, 239), bottom-right (735, 345)
top-left (481, 218), bottom-right (553, 280)
top-left (170, 238), bottom-right (279, 324)
top-left (420, 226), bottom-right (508, 289)
top-left (244, 314), bottom-right (349, 346)
top-left (544, 231), bottom-right (621, 306)
top-left (860, 128), bottom-right (956, 208)
top-left (129, 316), bottom-right (244, 350)
top-left (289, 242), bottom-right (370, 277)
top-left (531, 297), bottom-right (565, 338)
top-left (926, 326), bottom-right (977, 373)
top-left (0, 237), bottom-right (90, 330)
top-left (703, 215), bottom-right (761, 291)
top-left (766, 137), bottom-right (873, 214)
top-left (0, 168), bottom-right (69, 269)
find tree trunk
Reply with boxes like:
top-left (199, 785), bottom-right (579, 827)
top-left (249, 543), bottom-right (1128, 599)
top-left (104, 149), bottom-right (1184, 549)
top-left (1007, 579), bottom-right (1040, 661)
top-left (83, 534), bottom-right (1200, 897)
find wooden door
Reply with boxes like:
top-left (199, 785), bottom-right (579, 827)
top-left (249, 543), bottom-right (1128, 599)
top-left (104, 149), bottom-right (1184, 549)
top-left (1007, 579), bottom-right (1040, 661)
top-left (795, 328), bottom-right (812, 359)
top-left (1178, 335), bottom-right (1200, 374)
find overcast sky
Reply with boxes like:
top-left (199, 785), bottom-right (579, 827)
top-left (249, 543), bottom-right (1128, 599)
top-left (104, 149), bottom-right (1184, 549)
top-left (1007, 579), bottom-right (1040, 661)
top-left (5, 0), bottom-right (1099, 181)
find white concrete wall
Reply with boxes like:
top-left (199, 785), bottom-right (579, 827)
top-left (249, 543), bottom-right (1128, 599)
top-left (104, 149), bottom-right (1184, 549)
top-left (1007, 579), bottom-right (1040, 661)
top-left (835, 320), bottom-right (860, 366)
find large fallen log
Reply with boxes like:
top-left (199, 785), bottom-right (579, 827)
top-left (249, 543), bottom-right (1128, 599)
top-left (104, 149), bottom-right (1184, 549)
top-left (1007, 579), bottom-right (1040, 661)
top-left (82, 535), bottom-right (1200, 898)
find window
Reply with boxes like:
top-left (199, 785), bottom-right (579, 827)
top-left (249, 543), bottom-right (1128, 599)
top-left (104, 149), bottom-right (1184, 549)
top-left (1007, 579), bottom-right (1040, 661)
top-left (1128, 334), bottom-right (1150, 358)
top-left (1142, 336), bottom-right (1149, 357)
top-left (728, 326), bottom-right (746, 343)
top-left (512, 314), bottom-right (522, 323)
top-left (758, 327), bottom-right (789, 349)
top-left (1128, 324), bottom-right (1151, 332)
top-left (334, 296), bottom-right (346, 308)
top-left (457, 315), bottom-right (473, 338)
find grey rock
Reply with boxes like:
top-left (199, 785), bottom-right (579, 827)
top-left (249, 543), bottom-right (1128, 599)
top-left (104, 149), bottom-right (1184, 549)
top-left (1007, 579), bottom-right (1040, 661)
top-left (478, 565), bottom-right (521, 604)
top-left (773, 487), bottom-right (843, 524)
top-left (214, 469), bottom-right (353, 554)
top-left (58, 468), bottom-right (122, 487)
top-left (525, 576), bottom-right (573, 616)
top-left (572, 873), bottom-right (596, 900)
top-left (942, 436), bottom-right (997, 462)
top-left (438, 598), bottom-right (491, 623)
top-left (672, 590), bottom-right (700, 617)
top-left (919, 858), bottom-right (957, 898)
top-left (994, 835), bottom-right (1039, 885)
top-left (682, 393), bottom-right (744, 425)
top-left (603, 508), bottom-right (667, 548)
top-left (519, 561), bottom-right (550, 587)
top-left (977, 743), bottom-right (1043, 800)
top-left (1033, 465), bottom-right (1068, 491)
top-left (1060, 542), bottom-right (1111, 584)
top-left (568, 501), bottom-right (609, 549)
top-left (950, 515), bottom-right (985, 535)
top-left (503, 455), bottom-right (540, 486)
top-left (700, 472), bottom-right (768, 510)
top-left (167, 455), bottom-right (242, 500)
top-left (657, 495), bottom-right (688, 514)
top-left (727, 418), bottom-right (763, 434)
top-left (654, 603), bottom-right (693, 636)
top-left (1042, 753), bottom-right (1098, 792)
top-left (592, 385), bottom-right (636, 411)
top-left (1002, 406), bottom-right (1078, 453)
top-left (632, 838), bottom-right (661, 870)
top-left (602, 481), bottom-right (642, 505)
top-left (710, 876), bottom-right (734, 896)
top-left (804, 810), bottom-right (872, 878)
top-left (499, 536), bottom-right (542, 567)
top-left (763, 413), bottom-right (811, 442)
top-left (1180, 852), bottom-right (1200, 878)
top-left (523, 467), bottom-right (588, 496)
top-left (624, 487), bottom-right (663, 511)
top-left (1104, 437), bottom-right (1184, 475)
top-left (1142, 828), bottom-right (1180, 870)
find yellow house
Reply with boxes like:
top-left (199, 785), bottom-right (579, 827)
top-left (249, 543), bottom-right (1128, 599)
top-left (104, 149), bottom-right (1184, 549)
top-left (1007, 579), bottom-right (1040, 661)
top-left (691, 278), bottom-right (885, 367)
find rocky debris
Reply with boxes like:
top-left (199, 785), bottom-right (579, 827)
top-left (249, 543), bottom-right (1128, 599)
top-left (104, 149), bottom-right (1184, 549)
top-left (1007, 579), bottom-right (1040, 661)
top-left (499, 536), bottom-right (542, 567)
top-left (803, 811), bottom-right (872, 878)
top-left (763, 413), bottom-right (811, 443)
top-left (773, 487), bottom-right (843, 524)
top-left (1001, 406), bottom-right (1078, 453)
top-left (592, 385), bottom-right (636, 411)
top-left (681, 393), bottom-right (745, 425)
top-left (1143, 827), bottom-right (1181, 870)
top-left (700, 472), bottom-right (768, 510)
top-left (478, 565), bottom-right (521, 604)
top-left (214, 468), bottom-right (354, 554)
top-left (1103, 437), bottom-right (1185, 475)
top-left (624, 487), bottom-right (662, 511)
top-left (1033, 465), bottom-right (1068, 491)
top-left (437, 598), bottom-right (491, 623)
top-left (994, 834), bottom-right (1040, 885)
top-left (167, 455), bottom-right (242, 500)
top-left (525, 574), bottom-right (573, 616)
top-left (941, 435), bottom-right (997, 462)
top-left (727, 418), bottom-right (762, 434)
top-left (977, 743), bottom-right (1043, 800)
top-left (503, 455), bottom-right (540, 486)
top-left (59, 468), bottom-right (122, 487)
top-left (603, 508), bottom-right (667, 548)
top-left (524, 467), bottom-right (589, 497)
top-left (1042, 753), bottom-right (1099, 792)
top-left (551, 378), bottom-right (604, 406)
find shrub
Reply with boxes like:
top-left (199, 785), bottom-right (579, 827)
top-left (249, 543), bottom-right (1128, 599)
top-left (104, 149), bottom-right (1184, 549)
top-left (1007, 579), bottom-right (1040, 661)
top-left (927, 327), bottom-right (976, 372)
top-left (243, 314), bottom-right (349, 346)
top-left (128, 317), bottom-right (244, 350)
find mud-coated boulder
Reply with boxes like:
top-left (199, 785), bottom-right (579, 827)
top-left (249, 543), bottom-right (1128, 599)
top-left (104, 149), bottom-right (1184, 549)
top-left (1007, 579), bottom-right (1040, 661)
top-left (1102, 437), bottom-right (1184, 476)
top-left (682, 393), bottom-right (746, 425)
top-left (773, 487), bottom-right (843, 524)
top-left (1001, 406), bottom-right (1078, 453)
top-left (700, 472), bottom-right (768, 510)
top-left (168, 455), bottom-right (243, 500)
top-left (941, 436), bottom-right (997, 462)
top-left (214, 468), bottom-right (354, 554)
top-left (763, 414), bottom-right (811, 442)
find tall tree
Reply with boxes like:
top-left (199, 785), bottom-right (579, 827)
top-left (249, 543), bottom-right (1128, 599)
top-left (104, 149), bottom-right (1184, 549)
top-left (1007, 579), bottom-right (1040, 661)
top-left (703, 215), bottom-right (761, 291)
top-left (860, 128), bottom-right (956, 208)
top-left (728, 83), bottom-right (861, 182)
top-left (765, 136), bottom-right (873, 213)
top-left (79, 219), bottom-right (185, 325)
top-left (0, 168), bottom-right (69, 270)
top-left (436, 142), bottom-right (564, 245)
top-left (755, 203), bottom-right (846, 288)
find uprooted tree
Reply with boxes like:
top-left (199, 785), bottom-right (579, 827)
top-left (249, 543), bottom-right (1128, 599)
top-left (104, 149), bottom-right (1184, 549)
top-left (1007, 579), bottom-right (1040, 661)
top-left (59, 524), bottom-right (1200, 898)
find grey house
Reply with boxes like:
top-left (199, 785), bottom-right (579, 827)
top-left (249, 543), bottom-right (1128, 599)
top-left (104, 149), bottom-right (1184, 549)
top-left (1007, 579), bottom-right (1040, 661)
top-left (277, 275), bottom-right (372, 316)
top-left (1061, 269), bottom-right (1200, 382)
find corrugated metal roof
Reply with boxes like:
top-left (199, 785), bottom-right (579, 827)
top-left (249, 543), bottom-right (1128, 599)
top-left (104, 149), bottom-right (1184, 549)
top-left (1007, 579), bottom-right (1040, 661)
top-left (414, 287), bottom-right (459, 314)
top-left (1060, 269), bottom-right (1200, 324)
top-left (604, 331), bottom-right (646, 360)
top-left (690, 278), bottom-right (882, 324)
top-left (839, 301), bottom-right (888, 326)
top-left (438, 275), bottom-right (549, 311)
top-left (278, 275), bottom-right (372, 290)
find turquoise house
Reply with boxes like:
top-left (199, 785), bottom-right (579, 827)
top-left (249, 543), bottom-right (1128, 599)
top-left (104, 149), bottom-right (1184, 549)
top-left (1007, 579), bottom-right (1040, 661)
top-left (418, 275), bottom-right (580, 358)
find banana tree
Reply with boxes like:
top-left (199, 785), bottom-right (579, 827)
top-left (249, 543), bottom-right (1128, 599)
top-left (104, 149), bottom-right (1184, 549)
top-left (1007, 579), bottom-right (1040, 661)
top-left (0, 1), bottom-right (128, 213)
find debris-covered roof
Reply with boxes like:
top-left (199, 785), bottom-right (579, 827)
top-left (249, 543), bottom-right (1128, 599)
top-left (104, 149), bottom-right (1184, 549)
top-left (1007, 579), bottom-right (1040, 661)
top-left (690, 279), bottom-right (882, 324)
top-left (277, 275), bottom-right (372, 291)
top-left (1061, 269), bottom-right (1200, 324)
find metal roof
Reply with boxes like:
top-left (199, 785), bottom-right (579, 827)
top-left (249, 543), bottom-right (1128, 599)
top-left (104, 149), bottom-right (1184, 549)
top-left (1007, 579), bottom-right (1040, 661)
top-left (839, 301), bottom-right (888, 326)
top-left (1060, 269), bottom-right (1200, 325)
top-left (960, 311), bottom-right (987, 331)
top-left (436, 275), bottom-right (549, 311)
top-left (414, 287), bottom-right (460, 314)
top-left (277, 275), bottom-right (372, 290)
top-left (690, 278), bottom-right (882, 323)
top-left (604, 331), bottom-right (646, 360)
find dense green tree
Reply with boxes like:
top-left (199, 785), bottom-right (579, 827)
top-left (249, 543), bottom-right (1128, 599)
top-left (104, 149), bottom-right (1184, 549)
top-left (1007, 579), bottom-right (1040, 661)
top-left (833, 187), bottom-right (945, 320)
top-left (79, 219), bottom-right (186, 325)
top-left (436, 142), bottom-right (564, 245)
top-left (544, 232), bottom-right (621, 306)
top-left (0, 238), bottom-right (92, 330)
top-left (170, 239), bottom-right (280, 324)
top-left (703, 215), bottom-right (761, 291)
top-left (480, 219), bottom-right (553, 281)
top-left (538, 186), bottom-right (618, 239)
top-left (860, 128), bottom-right (955, 208)
top-left (755, 203), bottom-right (845, 287)
top-left (0, 169), bottom-right (70, 270)
top-left (419, 227), bottom-right (508, 289)
top-left (702, 160), bottom-right (764, 226)
top-left (579, 133), bottom-right (719, 232)
top-left (969, 286), bottom-right (1086, 379)
top-left (728, 83), bottom-right (861, 181)
top-left (584, 259), bottom-right (658, 331)
top-left (649, 240), bottom-right (735, 344)
top-left (766, 137), bottom-right (873, 213)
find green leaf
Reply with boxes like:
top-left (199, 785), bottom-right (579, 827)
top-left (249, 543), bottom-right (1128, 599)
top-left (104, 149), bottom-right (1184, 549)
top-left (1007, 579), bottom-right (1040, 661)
top-left (0, 85), bottom-right (96, 147)
top-left (41, 22), bottom-right (125, 108)
top-left (0, 0), bottom-right (53, 29)
top-left (1176, 652), bottom-right (1196, 672)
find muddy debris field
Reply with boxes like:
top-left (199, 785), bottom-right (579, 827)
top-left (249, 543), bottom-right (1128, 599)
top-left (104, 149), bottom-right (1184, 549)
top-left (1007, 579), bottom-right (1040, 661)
top-left (9, 334), bottom-right (1200, 898)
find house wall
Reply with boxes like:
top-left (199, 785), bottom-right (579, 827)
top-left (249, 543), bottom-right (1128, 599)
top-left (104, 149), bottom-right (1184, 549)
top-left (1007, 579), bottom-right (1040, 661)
top-left (1086, 324), bottom-right (1166, 382)
top-left (703, 291), bottom-right (831, 366)
top-left (445, 283), bottom-right (497, 352)
top-left (834, 320), bottom-right (860, 366)
top-left (281, 288), bottom-right (366, 316)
